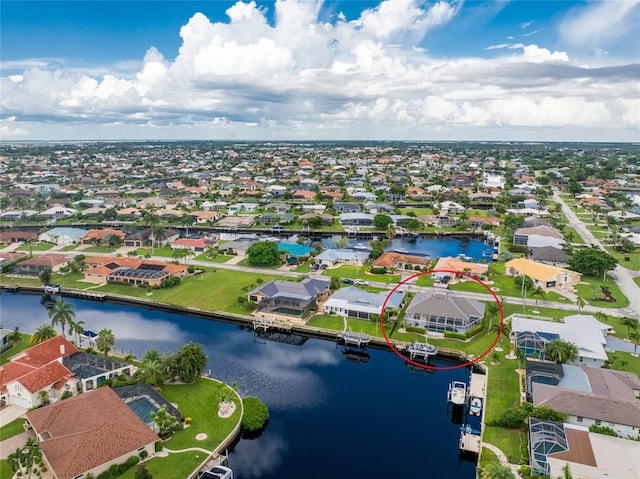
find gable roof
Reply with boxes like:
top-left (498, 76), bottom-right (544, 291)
top-left (530, 246), bottom-right (570, 263)
top-left (27, 387), bottom-right (159, 479)
top-left (250, 278), bottom-right (330, 300)
top-left (18, 360), bottom-right (72, 393)
top-left (325, 286), bottom-right (405, 314)
top-left (433, 256), bottom-right (489, 275)
top-left (9, 336), bottom-right (78, 368)
top-left (372, 251), bottom-right (430, 268)
top-left (515, 225), bottom-right (564, 239)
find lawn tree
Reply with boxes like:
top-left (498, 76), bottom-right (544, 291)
top-left (96, 328), bottom-right (115, 356)
top-left (329, 275), bottom-right (341, 291)
top-left (213, 381), bottom-right (238, 415)
top-left (48, 299), bottom-right (75, 338)
top-left (31, 324), bottom-right (57, 344)
top-left (385, 223), bottom-right (396, 240)
top-left (38, 267), bottom-right (52, 285)
top-left (373, 214), bottom-right (393, 230)
top-left (568, 246), bottom-right (617, 278)
top-left (246, 241), bottom-right (280, 266)
top-left (150, 404), bottom-right (181, 438)
top-left (629, 330), bottom-right (640, 356)
top-left (480, 462), bottom-right (515, 479)
top-left (134, 464), bottom-right (153, 479)
top-left (68, 318), bottom-right (85, 344)
top-left (140, 358), bottom-right (167, 386)
top-left (575, 296), bottom-right (586, 311)
top-left (485, 302), bottom-right (500, 335)
top-left (621, 317), bottom-right (639, 338)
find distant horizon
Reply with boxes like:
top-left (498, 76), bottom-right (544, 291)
top-left (2, 1), bottom-right (639, 142)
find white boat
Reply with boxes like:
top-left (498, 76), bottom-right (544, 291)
top-left (470, 397), bottom-right (482, 416)
top-left (197, 465), bottom-right (233, 479)
top-left (448, 381), bottom-right (467, 405)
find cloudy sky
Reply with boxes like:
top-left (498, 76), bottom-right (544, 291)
top-left (1, 0), bottom-right (639, 142)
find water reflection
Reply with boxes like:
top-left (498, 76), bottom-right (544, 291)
top-left (231, 431), bottom-right (288, 478)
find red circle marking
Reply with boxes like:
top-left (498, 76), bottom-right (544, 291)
top-left (379, 269), bottom-right (504, 370)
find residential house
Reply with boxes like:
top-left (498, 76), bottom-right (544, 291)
top-left (115, 383), bottom-right (182, 434)
top-left (363, 202), bottom-right (395, 215)
top-left (530, 246), bottom-right (571, 266)
top-left (404, 292), bottom-right (485, 334)
top-left (39, 206), bottom-right (77, 221)
top-left (0, 210), bottom-right (38, 221)
top-left (513, 225), bottom-right (565, 249)
top-left (432, 257), bottom-right (489, 283)
top-left (323, 286), bottom-right (405, 320)
top-left (333, 202), bottom-right (361, 214)
top-left (26, 387), bottom-right (159, 479)
top-left (372, 252), bottom-right (430, 271)
top-left (530, 366), bottom-right (640, 439)
top-left (9, 253), bottom-right (71, 276)
top-left (81, 228), bottom-right (126, 245)
top-left (339, 213), bottom-right (374, 227)
top-left (189, 210), bottom-right (220, 224)
top-left (84, 256), bottom-right (189, 286)
top-left (529, 418), bottom-right (640, 478)
top-left (0, 231), bottom-right (38, 244)
top-left (248, 278), bottom-right (331, 318)
top-left (439, 201), bottom-right (465, 215)
top-left (315, 249), bottom-right (369, 265)
top-left (39, 227), bottom-right (88, 245)
top-left (170, 237), bottom-right (213, 253)
top-left (228, 202), bottom-right (258, 214)
top-left (505, 258), bottom-right (581, 292)
top-left (292, 190), bottom-right (316, 202)
top-left (511, 314), bottom-right (610, 366)
top-left (123, 228), bottom-right (179, 248)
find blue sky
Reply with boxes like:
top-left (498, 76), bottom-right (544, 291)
top-left (1, 0), bottom-right (639, 141)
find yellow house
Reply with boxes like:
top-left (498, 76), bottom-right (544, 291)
top-left (505, 258), bottom-right (581, 292)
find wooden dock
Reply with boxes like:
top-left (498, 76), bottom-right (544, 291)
top-left (469, 373), bottom-right (486, 400)
top-left (459, 430), bottom-right (481, 455)
top-left (339, 331), bottom-right (371, 347)
top-left (252, 317), bottom-right (293, 332)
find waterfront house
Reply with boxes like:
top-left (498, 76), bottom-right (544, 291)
top-left (323, 286), bottom-right (405, 320)
top-left (114, 383), bottom-right (182, 434)
top-left (81, 228), bottom-right (126, 245)
top-left (38, 205), bottom-right (77, 221)
top-left (511, 314), bottom-right (610, 366)
top-left (26, 386), bottom-right (159, 479)
top-left (334, 202), bottom-right (361, 214)
top-left (0, 230), bottom-right (38, 244)
top-left (39, 227), bottom-right (88, 245)
top-left (84, 256), bottom-right (189, 286)
top-left (372, 251), bottom-right (430, 271)
top-left (123, 228), bottom-right (179, 248)
top-left (248, 278), bottom-right (331, 318)
top-left (9, 253), bottom-right (71, 276)
top-left (339, 213), bottom-right (374, 227)
top-left (505, 258), bottom-right (581, 292)
top-left (314, 248), bottom-right (369, 265)
top-left (404, 292), bottom-right (485, 334)
top-left (530, 366), bottom-right (640, 439)
top-left (529, 418), bottom-right (640, 478)
top-left (513, 225), bottom-right (565, 249)
top-left (170, 237), bottom-right (213, 252)
top-left (439, 201), bottom-right (465, 215)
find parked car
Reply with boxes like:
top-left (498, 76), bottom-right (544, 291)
top-left (354, 279), bottom-right (369, 286)
top-left (310, 263), bottom-right (319, 271)
top-left (319, 263), bottom-right (328, 270)
top-left (341, 278), bottom-right (354, 284)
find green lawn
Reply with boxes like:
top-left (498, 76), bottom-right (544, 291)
top-left (133, 247), bottom-right (177, 258)
top-left (415, 274), bottom-right (434, 287)
top-left (562, 226), bottom-right (584, 244)
top-left (399, 207), bottom-right (434, 216)
top-left (60, 243), bottom-right (80, 251)
top-left (0, 460), bottom-right (13, 479)
top-left (0, 417), bottom-right (27, 440)
top-left (323, 264), bottom-right (400, 283)
top-left (0, 335), bottom-right (32, 365)
top-left (87, 267), bottom-right (285, 314)
top-left (606, 351), bottom-right (640, 377)
top-left (193, 253), bottom-right (234, 263)
top-left (635, 277), bottom-right (640, 288)
top-left (308, 314), bottom-right (344, 331)
top-left (120, 378), bottom-right (241, 479)
top-left (483, 426), bottom-right (524, 465)
top-left (480, 447), bottom-right (499, 468)
top-left (16, 242), bottom-right (54, 252)
top-left (574, 276), bottom-right (629, 309)
top-left (606, 248), bottom-right (640, 271)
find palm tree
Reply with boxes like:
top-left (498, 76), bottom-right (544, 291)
top-left (142, 348), bottom-right (162, 362)
top-left (68, 319), bottom-right (85, 344)
top-left (385, 223), bottom-right (396, 240)
top-left (480, 462), bottom-right (515, 479)
top-left (31, 324), bottom-right (57, 344)
top-left (142, 209), bottom-right (159, 254)
top-left (531, 286), bottom-right (546, 310)
top-left (37, 389), bottom-right (50, 406)
top-left (181, 214), bottom-right (195, 236)
top-left (22, 437), bottom-right (42, 478)
top-left (486, 302), bottom-right (500, 335)
top-left (594, 311), bottom-right (608, 323)
top-left (140, 358), bottom-right (166, 386)
top-left (48, 299), bottom-right (75, 338)
top-left (545, 338), bottom-right (579, 364)
top-left (8, 448), bottom-right (25, 476)
top-left (575, 296), bottom-right (586, 312)
top-left (621, 317), bottom-right (639, 339)
top-left (96, 328), bottom-right (115, 356)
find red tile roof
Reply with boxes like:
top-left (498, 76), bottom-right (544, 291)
top-left (27, 387), bottom-right (160, 479)
top-left (11, 336), bottom-right (78, 368)
top-left (19, 360), bottom-right (72, 393)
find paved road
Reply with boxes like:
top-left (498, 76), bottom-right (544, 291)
top-left (553, 192), bottom-right (640, 319)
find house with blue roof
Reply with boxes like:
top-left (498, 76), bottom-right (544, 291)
top-left (248, 278), bottom-right (331, 319)
top-left (278, 242), bottom-right (314, 259)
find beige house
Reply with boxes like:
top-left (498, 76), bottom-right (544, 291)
top-left (505, 258), bottom-right (581, 292)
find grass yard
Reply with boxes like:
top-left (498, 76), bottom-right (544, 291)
top-left (60, 243), bottom-right (80, 251)
top-left (479, 447), bottom-right (499, 468)
top-left (308, 314), bottom-right (344, 331)
top-left (323, 264), bottom-right (400, 283)
top-left (415, 274), bottom-right (434, 287)
top-left (82, 245), bottom-right (117, 254)
top-left (193, 253), bottom-right (234, 263)
top-left (0, 335), bottom-right (32, 365)
top-left (574, 276), bottom-right (629, 309)
top-left (399, 207), bottom-right (434, 216)
top-left (133, 247), bottom-right (177, 258)
top-left (483, 427), bottom-right (524, 465)
top-left (89, 267), bottom-right (285, 314)
top-left (606, 351), bottom-right (640, 377)
top-left (606, 248), bottom-right (640, 271)
top-left (120, 451), bottom-right (201, 479)
top-left (0, 417), bottom-right (27, 440)
top-left (0, 460), bottom-right (13, 479)
top-left (562, 226), bottom-right (584, 244)
top-left (16, 242), bottom-right (54, 252)
top-left (449, 274), bottom-right (566, 304)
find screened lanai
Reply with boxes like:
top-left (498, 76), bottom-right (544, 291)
top-left (529, 418), bottom-right (569, 476)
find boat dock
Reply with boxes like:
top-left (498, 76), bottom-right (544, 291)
top-left (339, 331), bottom-right (371, 347)
top-left (405, 341), bottom-right (438, 361)
top-left (469, 373), bottom-right (486, 401)
top-left (252, 317), bottom-right (293, 332)
top-left (459, 429), bottom-right (482, 455)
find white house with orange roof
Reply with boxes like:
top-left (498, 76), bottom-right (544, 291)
top-left (505, 257), bottom-right (581, 292)
top-left (432, 256), bottom-right (489, 283)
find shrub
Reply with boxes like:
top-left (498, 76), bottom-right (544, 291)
top-left (405, 325), bottom-right (426, 334)
top-left (154, 441), bottom-right (163, 452)
top-left (465, 324), bottom-right (484, 338)
top-left (139, 450), bottom-right (148, 460)
top-left (242, 397), bottom-right (269, 432)
top-left (184, 417), bottom-right (192, 424)
top-left (589, 424), bottom-right (618, 437)
top-left (369, 267), bottom-right (387, 275)
top-left (444, 331), bottom-right (466, 340)
top-left (126, 456), bottom-right (140, 467)
top-left (508, 244), bottom-right (529, 254)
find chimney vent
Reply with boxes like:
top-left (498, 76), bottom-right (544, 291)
top-left (60, 344), bottom-right (65, 355)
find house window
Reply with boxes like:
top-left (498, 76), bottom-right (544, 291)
top-left (74, 475), bottom-right (84, 479)
top-left (577, 417), bottom-right (583, 422)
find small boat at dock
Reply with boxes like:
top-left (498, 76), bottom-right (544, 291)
top-left (448, 380), bottom-right (467, 405)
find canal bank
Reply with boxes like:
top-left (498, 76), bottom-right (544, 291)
top-left (2, 284), bottom-right (484, 370)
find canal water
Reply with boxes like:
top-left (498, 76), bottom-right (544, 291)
top-left (1, 293), bottom-right (478, 479)
top-left (318, 235), bottom-right (490, 260)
